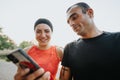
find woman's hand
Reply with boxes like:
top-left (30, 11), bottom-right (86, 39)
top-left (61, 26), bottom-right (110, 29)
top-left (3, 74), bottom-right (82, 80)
top-left (14, 67), bottom-right (50, 80)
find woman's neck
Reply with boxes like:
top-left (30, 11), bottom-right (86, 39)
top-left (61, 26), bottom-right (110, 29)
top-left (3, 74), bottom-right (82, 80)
top-left (38, 44), bottom-right (51, 50)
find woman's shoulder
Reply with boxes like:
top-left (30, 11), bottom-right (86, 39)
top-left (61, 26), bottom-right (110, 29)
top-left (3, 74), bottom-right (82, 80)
top-left (54, 45), bottom-right (63, 60)
top-left (23, 45), bottom-right (37, 53)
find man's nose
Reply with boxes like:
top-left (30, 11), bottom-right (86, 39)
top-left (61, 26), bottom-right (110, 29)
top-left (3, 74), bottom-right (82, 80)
top-left (69, 20), bottom-right (75, 27)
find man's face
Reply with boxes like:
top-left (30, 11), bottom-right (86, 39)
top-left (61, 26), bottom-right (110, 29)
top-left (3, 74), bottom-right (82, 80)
top-left (67, 5), bottom-right (93, 36)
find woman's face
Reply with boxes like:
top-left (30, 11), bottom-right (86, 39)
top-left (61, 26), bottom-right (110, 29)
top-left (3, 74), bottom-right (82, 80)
top-left (34, 23), bottom-right (52, 46)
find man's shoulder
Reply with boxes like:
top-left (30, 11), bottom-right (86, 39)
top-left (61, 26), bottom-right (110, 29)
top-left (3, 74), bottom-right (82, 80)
top-left (65, 38), bottom-right (81, 48)
top-left (112, 32), bottom-right (120, 35)
top-left (106, 31), bottom-right (120, 37)
top-left (104, 31), bottom-right (120, 35)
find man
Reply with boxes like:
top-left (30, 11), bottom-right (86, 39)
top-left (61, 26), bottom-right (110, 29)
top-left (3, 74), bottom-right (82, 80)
top-left (60, 2), bottom-right (120, 80)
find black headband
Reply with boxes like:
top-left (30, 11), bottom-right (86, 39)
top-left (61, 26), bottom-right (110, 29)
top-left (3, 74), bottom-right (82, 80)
top-left (34, 18), bottom-right (53, 32)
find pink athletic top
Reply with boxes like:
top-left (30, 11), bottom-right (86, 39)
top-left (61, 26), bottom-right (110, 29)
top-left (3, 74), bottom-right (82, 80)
top-left (28, 45), bottom-right (60, 80)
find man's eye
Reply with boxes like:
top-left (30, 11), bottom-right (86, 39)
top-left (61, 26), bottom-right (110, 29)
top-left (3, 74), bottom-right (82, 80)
top-left (36, 30), bottom-right (41, 33)
top-left (72, 17), bottom-right (76, 20)
top-left (72, 15), bottom-right (78, 21)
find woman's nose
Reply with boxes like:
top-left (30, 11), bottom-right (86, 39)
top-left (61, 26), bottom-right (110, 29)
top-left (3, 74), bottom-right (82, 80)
top-left (41, 32), bottom-right (46, 37)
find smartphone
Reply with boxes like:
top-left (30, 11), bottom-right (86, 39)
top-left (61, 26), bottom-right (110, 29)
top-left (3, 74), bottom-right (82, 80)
top-left (7, 48), bottom-right (40, 73)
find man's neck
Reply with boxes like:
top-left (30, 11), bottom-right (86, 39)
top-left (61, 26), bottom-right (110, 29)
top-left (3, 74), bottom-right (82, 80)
top-left (81, 28), bottom-right (103, 39)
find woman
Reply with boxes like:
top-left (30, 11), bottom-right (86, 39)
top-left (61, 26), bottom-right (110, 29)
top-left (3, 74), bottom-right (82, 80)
top-left (14, 18), bottom-right (63, 80)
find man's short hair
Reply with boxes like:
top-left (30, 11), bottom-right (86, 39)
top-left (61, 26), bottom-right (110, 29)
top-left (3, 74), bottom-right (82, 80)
top-left (66, 2), bottom-right (91, 14)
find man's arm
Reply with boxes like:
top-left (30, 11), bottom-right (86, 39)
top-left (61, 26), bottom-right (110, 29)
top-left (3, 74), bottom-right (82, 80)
top-left (59, 66), bottom-right (71, 80)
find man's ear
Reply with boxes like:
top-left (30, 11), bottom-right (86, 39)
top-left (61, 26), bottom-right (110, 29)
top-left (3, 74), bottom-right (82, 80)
top-left (87, 8), bottom-right (94, 18)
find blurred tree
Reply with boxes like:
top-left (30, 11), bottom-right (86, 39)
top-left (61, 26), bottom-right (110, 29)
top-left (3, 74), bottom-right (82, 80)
top-left (0, 27), bottom-right (2, 33)
top-left (19, 41), bottom-right (34, 49)
top-left (0, 27), bottom-right (17, 50)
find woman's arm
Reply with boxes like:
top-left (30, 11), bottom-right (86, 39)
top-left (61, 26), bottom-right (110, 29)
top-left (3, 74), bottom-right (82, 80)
top-left (56, 46), bottom-right (63, 60)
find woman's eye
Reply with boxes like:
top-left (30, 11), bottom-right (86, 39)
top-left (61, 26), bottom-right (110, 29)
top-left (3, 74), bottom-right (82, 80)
top-left (45, 30), bottom-right (50, 33)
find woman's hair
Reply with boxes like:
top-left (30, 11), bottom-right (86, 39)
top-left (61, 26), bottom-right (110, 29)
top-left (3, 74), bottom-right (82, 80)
top-left (34, 18), bottom-right (53, 32)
